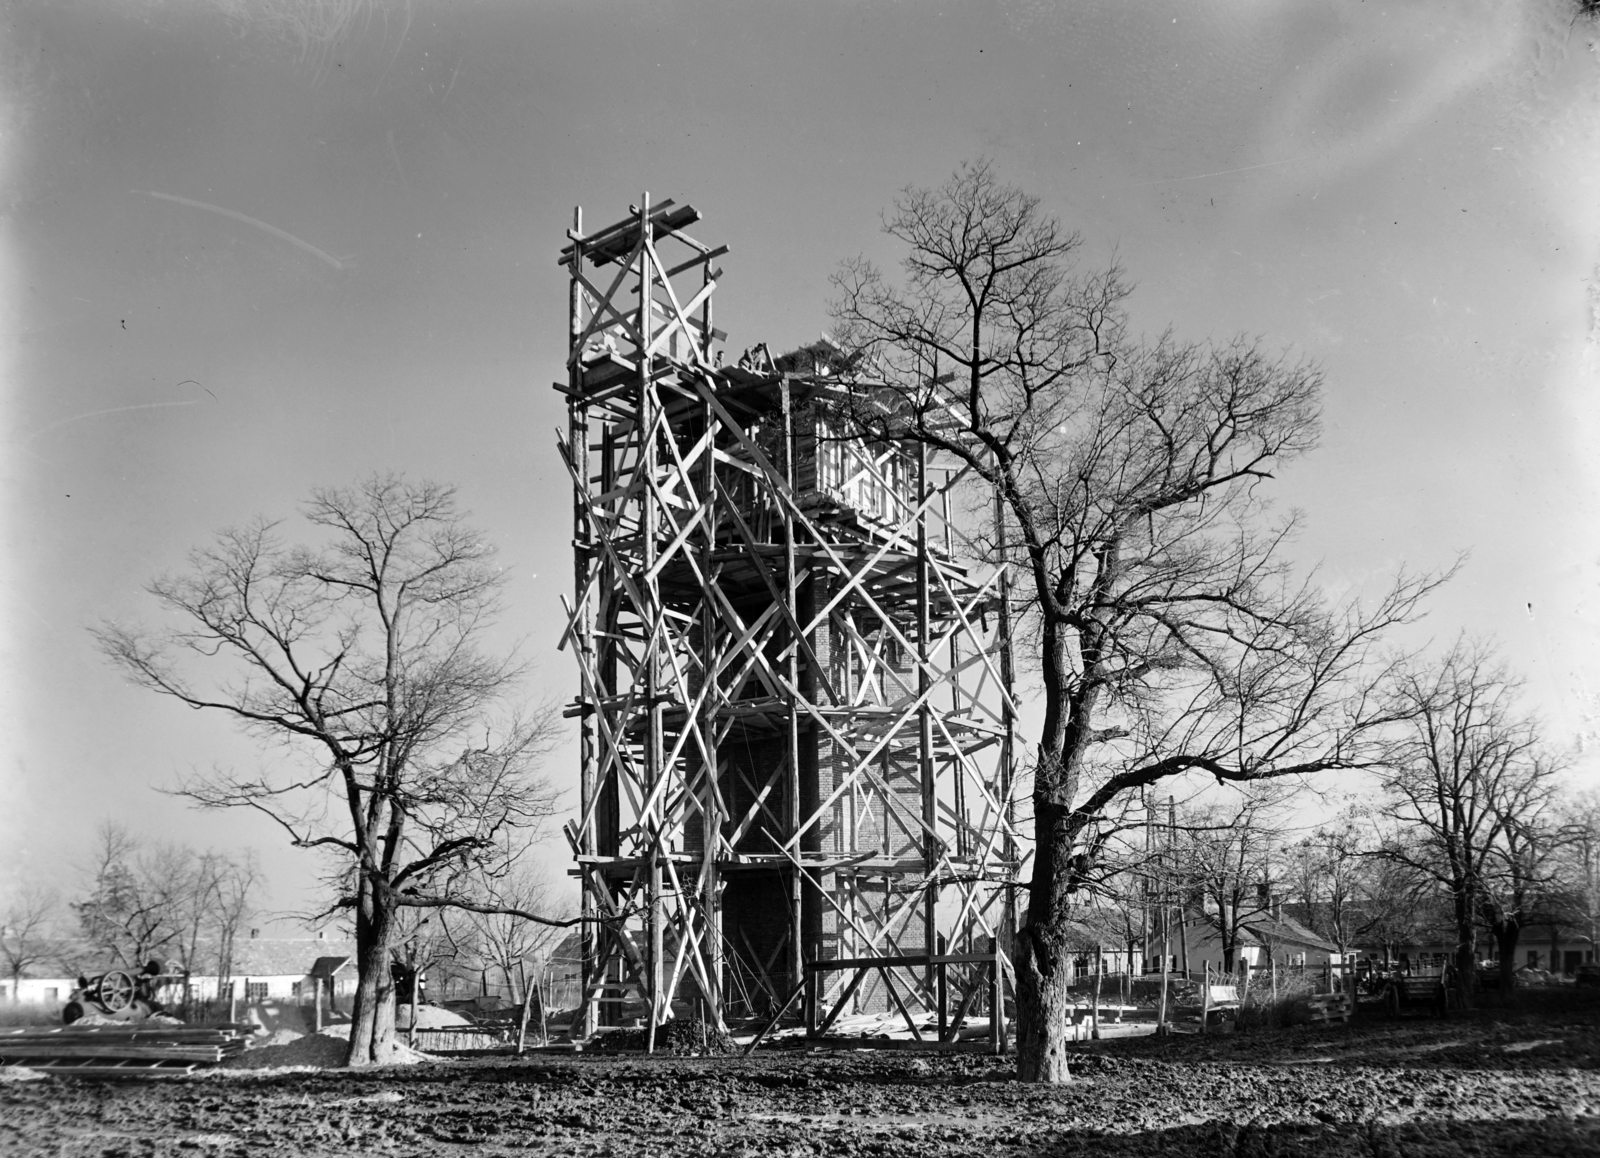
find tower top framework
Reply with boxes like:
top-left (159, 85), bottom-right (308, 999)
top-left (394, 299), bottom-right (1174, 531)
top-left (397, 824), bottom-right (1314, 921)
top-left (558, 196), bottom-right (1022, 1044)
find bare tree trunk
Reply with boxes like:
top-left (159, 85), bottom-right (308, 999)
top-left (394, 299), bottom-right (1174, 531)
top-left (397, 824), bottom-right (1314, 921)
top-left (347, 880), bottom-right (399, 1067)
top-left (1452, 891), bottom-right (1478, 1011)
top-left (1494, 921), bottom-right (1520, 997)
top-left (516, 961), bottom-right (533, 1056)
top-left (1090, 949), bottom-right (1102, 1040)
top-left (1014, 929), bottom-right (1074, 1082)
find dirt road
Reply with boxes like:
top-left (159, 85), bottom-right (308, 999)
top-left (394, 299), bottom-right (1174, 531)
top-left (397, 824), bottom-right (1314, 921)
top-left (2, 1004), bottom-right (1596, 1156)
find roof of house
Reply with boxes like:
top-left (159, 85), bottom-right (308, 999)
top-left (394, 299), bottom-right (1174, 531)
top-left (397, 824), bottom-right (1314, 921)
top-left (548, 930), bottom-right (583, 965)
top-left (228, 938), bottom-right (357, 978)
top-left (1058, 908), bottom-right (1142, 952)
top-left (1243, 911), bottom-right (1338, 954)
top-left (310, 955), bottom-right (358, 980)
top-left (1183, 908), bottom-right (1336, 954)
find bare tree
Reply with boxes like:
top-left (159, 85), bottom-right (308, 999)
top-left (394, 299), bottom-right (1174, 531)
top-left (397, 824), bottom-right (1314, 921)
top-left (69, 825), bottom-right (261, 998)
top-left (1480, 768), bottom-right (1565, 991)
top-left (94, 475), bottom-right (565, 1065)
top-left (1374, 640), bottom-right (1564, 1002)
top-left (1553, 791), bottom-right (1600, 971)
top-left (431, 910), bottom-right (488, 1002)
top-left (1, 883), bottom-right (61, 1002)
top-left (467, 864), bottom-right (572, 1003)
top-left (1348, 851), bottom-right (1436, 965)
top-left (1282, 819), bottom-right (1366, 958)
top-left (828, 160), bottom-right (1444, 1081)
top-left (71, 823), bottom-right (189, 972)
top-left (1177, 791), bottom-right (1285, 972)
top-left (166, 850), bottom-right (261, 1006)
top-left (208, 851), bottom-right (259, 995)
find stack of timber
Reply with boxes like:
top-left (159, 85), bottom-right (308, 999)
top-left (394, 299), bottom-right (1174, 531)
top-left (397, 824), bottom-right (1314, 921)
top-left (410, 1027), bottom-right (511, 1052)
top-left (0, 1023), bottom-right (256, 1076)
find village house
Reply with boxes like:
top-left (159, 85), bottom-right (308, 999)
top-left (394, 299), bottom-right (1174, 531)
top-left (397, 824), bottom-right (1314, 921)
top-left (0, 932), bottom-right (358, 1013)
top-left (168, 932), bottom-right (358, 1007)
top-left (1163, 905), bottom-right (1343, 977)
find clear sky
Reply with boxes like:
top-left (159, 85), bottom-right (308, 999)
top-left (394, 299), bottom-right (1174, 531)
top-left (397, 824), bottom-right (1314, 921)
top-left (3, 0), bottom-right (1598, 927)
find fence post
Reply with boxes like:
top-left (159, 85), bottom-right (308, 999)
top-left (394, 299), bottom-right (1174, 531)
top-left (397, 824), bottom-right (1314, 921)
top-left (1200, 963), bottom-right (1210, 1034)
top-left (989, 936), bottom-right (1005, 1055)
top-left (1090, 947), bottom-right (1101, 1040)
top-left (408, 980), bottom-right (419, 1050)
top-left (517, 969), bottom-right (534, 1057)
top-left (1156, 950), bottom-right (1169, 1035)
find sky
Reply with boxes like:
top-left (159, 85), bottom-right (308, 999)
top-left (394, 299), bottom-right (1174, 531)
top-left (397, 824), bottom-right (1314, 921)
top-left (3, 0), bottom-right (1599, 932)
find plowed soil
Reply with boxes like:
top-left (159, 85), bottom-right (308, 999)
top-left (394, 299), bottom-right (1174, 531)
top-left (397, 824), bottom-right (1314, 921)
top-left (2, 995), bottom-right (1597, 1157)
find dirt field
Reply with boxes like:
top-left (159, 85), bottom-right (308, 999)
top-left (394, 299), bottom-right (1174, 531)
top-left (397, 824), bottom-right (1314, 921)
top-left (2, 995), bottom-right (1597, 1157)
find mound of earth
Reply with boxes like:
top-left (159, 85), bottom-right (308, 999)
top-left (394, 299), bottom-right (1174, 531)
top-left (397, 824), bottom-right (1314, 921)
top-left (221, 1030), bottom-right (349, 1070)
top-left (404, 1004), bottom-right (473, 1030)
top-left (252, 1027), bottom-right (306, 1049)
top-left (592, 1016), bottom-right (736, 1055)
top-left (221, 1025), bottom-right (434, 1070)
top-left (71, 1012), bottom-right (185, 1028)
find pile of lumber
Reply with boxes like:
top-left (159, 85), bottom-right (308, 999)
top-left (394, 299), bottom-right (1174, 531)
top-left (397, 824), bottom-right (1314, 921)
top-left (0, 1023), bottom-right (257, 1076)
top-left (411, 1027), bottom-right (511, 1052)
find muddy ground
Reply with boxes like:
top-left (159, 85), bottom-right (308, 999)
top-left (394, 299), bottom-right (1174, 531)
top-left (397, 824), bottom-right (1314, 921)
top-left (2, 994), bottom-right (1597, 1157)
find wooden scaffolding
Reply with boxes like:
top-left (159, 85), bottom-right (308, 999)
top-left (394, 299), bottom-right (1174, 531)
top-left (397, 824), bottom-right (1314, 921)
top-left (557, 196), bottom-right (1023, 1044)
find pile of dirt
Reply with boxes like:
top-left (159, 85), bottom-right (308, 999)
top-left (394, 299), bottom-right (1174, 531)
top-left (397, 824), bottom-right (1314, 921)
top-left (253, 1027), bottom-right (306, 1048)
top-left (403, 1004), bottom-right (472, 1030)
top-left (220, 1025), bottom-right (434, 1070)
top-left (221, 1030), bottom-right (350, 1070)
top-left (71, 1012), bottom-right (185, 1028)
top-left (592, 1016), bottom-right (736, 1055)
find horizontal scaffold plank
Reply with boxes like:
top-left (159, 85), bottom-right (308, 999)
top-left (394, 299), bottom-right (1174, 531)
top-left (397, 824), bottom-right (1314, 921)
top-left (0, 1028), bottom-right (250, 1041)
top-left (559, 201), bottom-right (703, 266)
top-left (0, 1060), bottom-right (202, 1076)
top-left (0, 1045), bottom-right (232, 1062)
top-left (573, 852), bottom-right (1014, 876)
top-left (808, 952), bottom-right (998, 972)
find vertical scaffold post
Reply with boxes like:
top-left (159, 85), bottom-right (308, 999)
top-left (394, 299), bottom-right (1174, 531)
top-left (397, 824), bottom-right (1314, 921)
top-left (568, 204), bottom-right (599, 1043)
top-left (638, 191), bottom-right (666, 1055)
top-left (990, 935), bottom-right (1005, 1054)
top-left (917, 441), bottom-right (936, 1005)
top-left (700, 383), bottom-right (724, 1028)
top-left (780, 378), bottom-right (804, 1024)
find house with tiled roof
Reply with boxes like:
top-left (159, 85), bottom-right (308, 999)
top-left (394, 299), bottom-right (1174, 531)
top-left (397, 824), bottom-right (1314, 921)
top-left (164, 932), bottom-right (358, 1007)
top-left (1243, 909), bottom-right (1341, 968)
top-left (1180, 903), bottom-right (1343, 975)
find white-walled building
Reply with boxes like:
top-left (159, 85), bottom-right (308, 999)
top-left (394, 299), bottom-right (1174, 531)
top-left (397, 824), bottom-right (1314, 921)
top-left (1, 935), bottom-right (358, 1011)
